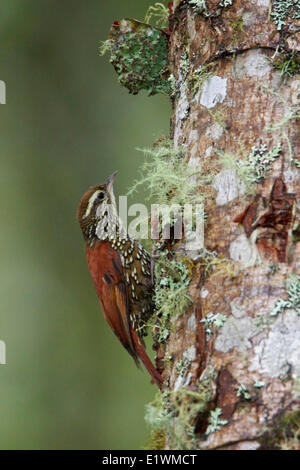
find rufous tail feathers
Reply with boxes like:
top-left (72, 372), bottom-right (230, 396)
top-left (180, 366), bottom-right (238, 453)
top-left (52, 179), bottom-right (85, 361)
top-left (130, 328), bottom-right (163, 389)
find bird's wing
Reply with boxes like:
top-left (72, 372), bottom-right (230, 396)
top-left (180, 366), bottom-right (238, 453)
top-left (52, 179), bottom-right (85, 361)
top-left (85, 241), bottom-right (138, 362)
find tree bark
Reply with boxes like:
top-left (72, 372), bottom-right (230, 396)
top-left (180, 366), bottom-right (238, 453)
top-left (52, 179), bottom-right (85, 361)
top-left (161, 0), bottom-right (300, 450)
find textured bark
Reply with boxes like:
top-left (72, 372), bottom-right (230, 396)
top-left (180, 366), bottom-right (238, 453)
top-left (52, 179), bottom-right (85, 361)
top-left (163, 0), bottom-right (300, 450)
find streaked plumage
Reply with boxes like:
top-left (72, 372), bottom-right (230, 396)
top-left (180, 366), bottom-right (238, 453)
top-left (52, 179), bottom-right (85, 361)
top-left (77, 172), bottom-right (162, 388)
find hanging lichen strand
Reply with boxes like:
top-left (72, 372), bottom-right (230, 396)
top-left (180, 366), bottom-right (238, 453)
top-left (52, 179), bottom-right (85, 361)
top-left (100, 18), bottom-right (171, 96)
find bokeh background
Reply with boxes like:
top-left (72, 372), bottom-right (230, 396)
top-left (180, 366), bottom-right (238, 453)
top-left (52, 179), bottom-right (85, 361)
top-left (0, 0), bottom-right (170, 449)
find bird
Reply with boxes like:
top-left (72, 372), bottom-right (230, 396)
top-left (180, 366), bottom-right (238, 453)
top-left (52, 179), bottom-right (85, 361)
top-left (77, 172), bottom-right (162, 388)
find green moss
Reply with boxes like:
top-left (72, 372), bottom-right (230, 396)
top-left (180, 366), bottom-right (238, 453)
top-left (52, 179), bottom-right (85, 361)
top-left (262, 411), bottom-right (300, 450)
top-left (101, 19), bottom-right (171, 96)
top-left (272, 51), bottom-right (300, 79)
top-left (145, 382), bottom-right (214, 449)
top-left (227, 15), bottom-right (244, 44)
top-left (207, 108), bottom-right (227, 129)
top-left (271, 0), bottom-right (300, 30)
top-left (144, 430), bottom-right (166, 450)
top-left (269, 263), bottom-right (280, 275)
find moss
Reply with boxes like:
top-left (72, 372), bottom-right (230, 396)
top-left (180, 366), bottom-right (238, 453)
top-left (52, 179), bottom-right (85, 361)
top-left (101, 18), bottom-right (171, 96)
top-left (227, 15), bottom-right (245, 45)
top-left (271, 0), bottom-right (300, 31)
top-left (145, 382), bottom-right (214, 449)
top-left (144, 430), bottom-right (166, 450)
top-left (262, 411), bottom-right (300, 450)
top-left (128, 139), bottom-right (207, 207)
top-left (151, 251), bottom-right (192, 344)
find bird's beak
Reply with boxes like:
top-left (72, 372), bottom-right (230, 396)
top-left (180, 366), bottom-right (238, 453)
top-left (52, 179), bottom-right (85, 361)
top-left (106, 171), bottom-right (118, 194)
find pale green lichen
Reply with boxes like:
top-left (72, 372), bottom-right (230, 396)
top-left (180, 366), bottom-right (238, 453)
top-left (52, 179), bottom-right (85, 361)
top-left (145, 2), bottom-right (169, 29)
top-left (151, 251), bottom-right (192, 344)
top-left (236, 384), bottom-right (251, 400)
top-left (176, 358), bottom-right (192, 377)
top-left (253, 380), bottom-right (265, 389)
top-left (200, 312), bottom-right (227, 335)
top-left (270, 274), bottom-right (300, 317)
top-left (271, 0), bottom-right (300, 30)
top-left (128, 139), bottom-right (209, 208)
top-left (188, 0), bottom-right (233, 16)
top-left (272, 51), bottom-right (300, 79)
top-left (205, 408), bottom-right (228, 435)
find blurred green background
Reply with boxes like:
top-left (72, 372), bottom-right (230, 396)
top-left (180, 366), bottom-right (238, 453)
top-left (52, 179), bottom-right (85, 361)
top-left (0, 0), bottom-right (170, 449)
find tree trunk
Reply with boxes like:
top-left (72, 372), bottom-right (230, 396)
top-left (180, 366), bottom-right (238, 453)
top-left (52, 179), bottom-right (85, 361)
top-left (104, 0), bottom-right (300, 450)
top-left (161, 0), bottom-right (300, 450)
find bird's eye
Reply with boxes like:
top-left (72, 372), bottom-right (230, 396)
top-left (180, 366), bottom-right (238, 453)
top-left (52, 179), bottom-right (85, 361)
top-left (97, 192), bottom-right (104, 201)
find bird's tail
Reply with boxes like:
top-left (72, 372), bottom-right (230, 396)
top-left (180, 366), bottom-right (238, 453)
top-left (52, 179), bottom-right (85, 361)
top-left (130, 328), bottom-right (163, 389)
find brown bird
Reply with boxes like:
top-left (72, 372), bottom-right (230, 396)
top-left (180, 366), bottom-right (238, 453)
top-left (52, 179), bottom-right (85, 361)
top-left (77, 172), bottom-right (162, 388)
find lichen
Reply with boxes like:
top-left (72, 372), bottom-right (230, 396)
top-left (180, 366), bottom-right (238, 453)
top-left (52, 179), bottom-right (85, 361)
top-left (128, 139), bottom-right (206, 208)
top-left (199, 250), bottom-right (238, 280)
top-left (272, 51), bottom-right (300, 79)
top-left (200, 312), bottom-right (227, 335)
top-left (145, 380), bottom-right (214, 449)
top-left (145, 2), bottom-right (170, 29)
top-left (188, 0), bottom-right (234, 17)
top-left (101, 19), bottom-right (171, 95)
top-left (236, 384), bottom-right (251, 400)
top-left (270, 274), bottom-right (300, 317)
top-left (262, 86), bottom-right (300, 166)
top-left (205, 408), bottom-right (228, 435)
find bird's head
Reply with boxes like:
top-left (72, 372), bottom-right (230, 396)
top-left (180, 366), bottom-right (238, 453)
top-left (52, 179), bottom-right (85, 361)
top-left (77, 171), bottom-right (118, 242)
